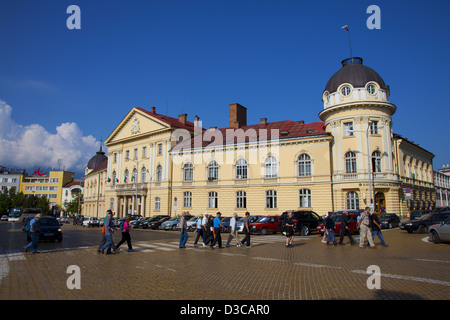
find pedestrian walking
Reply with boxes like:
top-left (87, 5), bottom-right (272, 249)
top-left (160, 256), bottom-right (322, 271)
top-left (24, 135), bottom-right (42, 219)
top-left (285, 212), bottom-right (295, 248)
top-left (101, 210), bottom-right (116, 254)
top-left (325, 212), bottom-right (337, 246)
top-left (357, 207), bottom-right (375, 248)
top-left (240, 212), bottom-right (251, 248)
top-left (116, 214), bottom-right (134, 252)
top-left (179, 211), bottom-right (189, 248)
top-left (226, 213), bottom-right (240, 247)
top-left (339, 210), bottom-right (356, 245)
top-left (193, 214), bottom-right (205, 247)
top-left (321, 212), bottom-right (331, 243)
top-left (204, 214), bottom-right (215, 247)
top-left (97, 210), bottom-right (118, 253)
top-left (211, 212), bottom-right (224, 249)
top-left (371, 211), bottom-right (388, 247)
top-left (24, 214), bottom-right (41, 253)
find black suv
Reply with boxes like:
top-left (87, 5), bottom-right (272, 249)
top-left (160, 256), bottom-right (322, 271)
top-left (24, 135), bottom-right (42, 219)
top-left (400, 211), bottom-right (450, 234)
top-left (279, 210), bottom-right (322, 236)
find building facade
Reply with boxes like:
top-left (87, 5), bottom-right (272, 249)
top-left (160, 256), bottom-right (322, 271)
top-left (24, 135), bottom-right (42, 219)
top-left (434, 165), bottom-right (450, 208)
top-left (19, 170), bottom-right (75, 209)
top-left (98, 57), bottom-right (435, 219)
top-left (0, 169), bottom-right (24, 192)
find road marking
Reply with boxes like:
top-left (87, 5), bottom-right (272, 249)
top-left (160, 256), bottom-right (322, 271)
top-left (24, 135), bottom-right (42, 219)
top-left (351, 269), bottom-right (450, 287)
top-left (294, 262), bottom-right (343, 269)
top-left (5, 250), bottom-right (26, 261)
top-left (413, 258), bottom-right (450, 264)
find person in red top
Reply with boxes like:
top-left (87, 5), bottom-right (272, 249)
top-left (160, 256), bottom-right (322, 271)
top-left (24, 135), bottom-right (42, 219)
top-left (116, 214), bottom-right (134, 252)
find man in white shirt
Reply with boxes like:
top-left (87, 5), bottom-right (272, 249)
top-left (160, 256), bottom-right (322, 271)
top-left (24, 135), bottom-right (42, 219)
top-left (226, 212), bottom-right (241, 247)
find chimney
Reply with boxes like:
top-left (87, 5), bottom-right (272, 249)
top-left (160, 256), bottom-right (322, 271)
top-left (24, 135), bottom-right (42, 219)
top-left (194, 115), bottom-right (200, 127)
top-left (151, 106), bottom-right (156, 114)
top-left (229, 103), bottom-right (247, 128)
top-left (178, 113), bottom-right (187, 124)
top-left (260, 118), bottom-right (267, 125)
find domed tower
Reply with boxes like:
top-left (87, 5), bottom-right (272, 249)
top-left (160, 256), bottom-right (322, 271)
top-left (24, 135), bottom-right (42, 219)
top-left (85, 145), bottom-right (108, 176)
top-left (319, 57), bottom-right (397, 211)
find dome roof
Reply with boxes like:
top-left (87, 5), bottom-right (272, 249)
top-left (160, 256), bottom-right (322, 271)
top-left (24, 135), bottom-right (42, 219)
top-left (324, 57), bottom-right (387, 93)
top-left (87, 146), bottom-right (108, 170)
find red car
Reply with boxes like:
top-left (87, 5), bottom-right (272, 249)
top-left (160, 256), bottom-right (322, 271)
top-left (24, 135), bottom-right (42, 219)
top-left (317, 210), bottom-right (361, 235)
top-left (250, 216), bottom-right (280, 235)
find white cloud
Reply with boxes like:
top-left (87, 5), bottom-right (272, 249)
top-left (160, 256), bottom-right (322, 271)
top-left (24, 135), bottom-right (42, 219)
top-left (0, 99), bottom-right (102, 173)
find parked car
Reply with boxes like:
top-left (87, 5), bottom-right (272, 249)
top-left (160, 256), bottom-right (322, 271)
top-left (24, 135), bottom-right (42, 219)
top-left (185, 216), bottom-right (199, 232)
top-left (83, 217), bottom-right (100, 227)
top-left (250, 216), bottom-right (280, 235)
top-left (148, 217), bottom-right (170, 230)
top-left (58, 216), bottom-right (70, 224)
top-left (428, 218), bottom-right (450, 244)
top-left (400, 211), bottom-right (450, 234)
top-left (236, 215), bottom-right (263, 233)
top-left (378, 213), bottom-right (400, 229)
top-left (410, 210), bottom-right (429, 220)
top-left (161, 215), bottom-right (193, 230)
top-left (317, 210), bottom-right (360, 235)
top-left (141, 215), bottom-right (170, 229)
top-left (279, 210), bottom-right (322, 236)
top-left (26, 216), bottom-right (63, 242)
top-left (1, 215), bottom-right (8, 221)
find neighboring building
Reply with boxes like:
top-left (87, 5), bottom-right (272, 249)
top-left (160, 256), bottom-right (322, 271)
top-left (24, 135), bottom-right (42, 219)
top-left (82, 146), bottom-right (108, 218)
top-left (0, 169), bottom-right (25, 192)
top-left (62, 179), bottom-right (84, 214)
top-left (434, 165), bottom-right (450, 208)
top-left (19, 170), bottom-right (75, 209)
top-left (100, 56), bottom-right (435, 218)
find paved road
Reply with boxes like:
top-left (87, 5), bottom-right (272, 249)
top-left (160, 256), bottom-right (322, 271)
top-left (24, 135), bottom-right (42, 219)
top-left (0, 221), bottom-right (449, 301)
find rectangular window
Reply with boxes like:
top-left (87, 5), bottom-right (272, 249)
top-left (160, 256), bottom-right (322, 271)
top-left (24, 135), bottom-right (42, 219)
top-left (134, 149), bottom-right (138, 159)
top-left (183, 191), bottom-right (192, 208)
top-left (208, 191), bottom-right (218, 209)
top-left (370, 121), bottom-right (379, 134)
top-left (299, 189), bottom-right (312, 208)
top-left (142, 147), bottom-right (147, 158)
top-left (155, 197), bottom-right (160, 210)
top-left (265, 190), bottom-right (277, 209)
top-left (125, 150), bottom-right (130, 160)
top-left (158, 143), bottom-right (163, 155)
top-left (344, 122), bottom-right (354, 136)
top-left (114, 153), bottom-right (117, 163)
top-left (236, 191), bottom-right (247, 209)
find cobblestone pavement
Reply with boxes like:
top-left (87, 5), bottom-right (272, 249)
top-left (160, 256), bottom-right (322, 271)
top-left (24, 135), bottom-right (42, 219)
top-left (0, 222), bottom-right (449, 301)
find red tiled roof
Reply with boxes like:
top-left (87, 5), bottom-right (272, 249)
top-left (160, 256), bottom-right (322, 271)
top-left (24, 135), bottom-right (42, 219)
top-left (64, 180), bottom-right (85, 188)
top-left (136, 107), bottom-right (200, 131)
top-left (173, 120), bottom-right (329, 150)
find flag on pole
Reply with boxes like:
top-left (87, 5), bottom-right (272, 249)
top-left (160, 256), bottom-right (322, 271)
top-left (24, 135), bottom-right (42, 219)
top-left (124, 177), bottom-right (127, 183)
top-left (107, 177), bottom-right (111, 183)
top-left (342, 24), bottom-right (349, 31)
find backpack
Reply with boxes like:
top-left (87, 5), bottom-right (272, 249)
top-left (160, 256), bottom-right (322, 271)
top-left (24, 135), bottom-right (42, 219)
top-left (25, 221), bottom-right (31, 232)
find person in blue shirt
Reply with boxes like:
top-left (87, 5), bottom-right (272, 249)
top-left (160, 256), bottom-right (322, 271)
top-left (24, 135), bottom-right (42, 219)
top-left (210, 212), bottom-right (224, 249)
top-left (24, 214), bottom-right (41, 253)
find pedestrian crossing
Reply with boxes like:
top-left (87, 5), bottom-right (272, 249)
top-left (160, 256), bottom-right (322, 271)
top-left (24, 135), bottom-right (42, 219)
top-left (126, 235), bottom-right (311, 253)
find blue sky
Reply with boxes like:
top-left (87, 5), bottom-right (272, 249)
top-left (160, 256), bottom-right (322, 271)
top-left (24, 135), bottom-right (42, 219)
top-left (0, 0), bottom-right (449, 177)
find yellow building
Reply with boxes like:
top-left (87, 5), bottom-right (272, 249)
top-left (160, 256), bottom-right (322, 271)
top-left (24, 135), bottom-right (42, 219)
top-left (20, 170), bottom-right (75, 209)
top-left (82, 146), bottom-right (108, 218)
top-left (101, 57), bottom-right (435, 219)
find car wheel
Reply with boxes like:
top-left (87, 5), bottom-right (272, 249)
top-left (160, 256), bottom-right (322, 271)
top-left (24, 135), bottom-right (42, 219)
top-left (418, 225), bottom-right (427, 234)
top-left (172, 225), bottom-right (177, 231)
top-left (430, 231), bottom-right (440, 244)
top-left (300, 225), bottom-right (309, 236)
top-left (388, 223), bottom-right (392, 229)
top-left (261, 227), bottom-right (268, 235)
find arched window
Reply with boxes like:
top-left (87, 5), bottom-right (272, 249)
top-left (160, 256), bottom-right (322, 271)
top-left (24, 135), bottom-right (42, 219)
top-left (265, 156), bottom-right (277, 178)
top-left (236, 159), bottom-right (248, 179)
top-left (112, 171), bottom-right (116, 185)
top-left (208, 160), bottom-right (218, 181)
top-left (184, 163), bottom-right (193, 182)
top-left (141, 167), bottom-right (147, 183)
top-left (154, 197), bottom-right (160, 210)
top-left (346, 191), bottom-right (359, 209)
top-left (298, 154), bottom-right (311, 177)
top-left (132, 168), bottom-right (137, 182)
top-left (156, 165), bottom-right (162, 182)
top-left (372, 151), bottom-right (382, 173)
top-left (299, 189), bottom-right (311, 208)
top-left (124, 169), bottom-right (129, 183)
top-left (345, 151), bottom-right (357, 173)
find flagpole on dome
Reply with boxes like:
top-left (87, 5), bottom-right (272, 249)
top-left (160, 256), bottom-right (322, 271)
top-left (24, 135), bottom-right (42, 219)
top-left (341, 24), bottom-right (353, 60)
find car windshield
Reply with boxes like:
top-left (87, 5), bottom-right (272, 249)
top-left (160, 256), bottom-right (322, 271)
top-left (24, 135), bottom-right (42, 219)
top-left (257, 217), bottom-right (270, 223)
top-left (417, 214), bottom-right (431, 221)
top-left (188, 217), bottom-right (197, 221)
top-left (379, 214), bottom-right (392, 219)
top-left (40, 217), bottom-right (59, 226)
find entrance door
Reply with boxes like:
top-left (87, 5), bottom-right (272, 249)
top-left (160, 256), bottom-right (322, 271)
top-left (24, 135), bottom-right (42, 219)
top-left (375, 192), bottom-right (385, 212)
